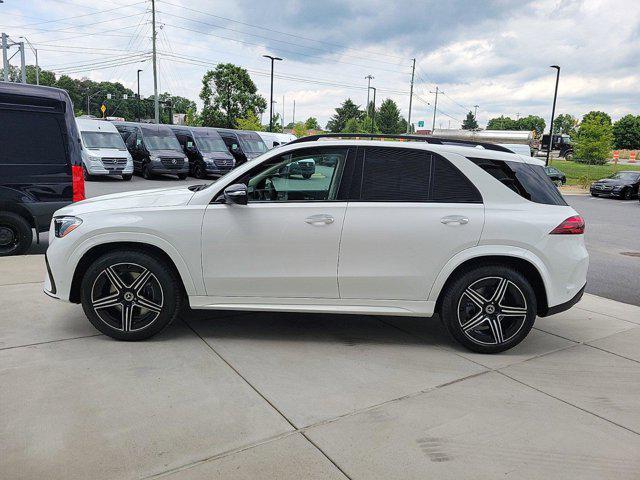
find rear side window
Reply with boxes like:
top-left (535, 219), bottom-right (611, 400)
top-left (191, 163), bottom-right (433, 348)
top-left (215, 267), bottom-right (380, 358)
top-left (430, 156), bottom-right (482, 203)
top-left (469, 157), bottom-right (567, 206)
top-left (0, 109), bottom-right (67, 165)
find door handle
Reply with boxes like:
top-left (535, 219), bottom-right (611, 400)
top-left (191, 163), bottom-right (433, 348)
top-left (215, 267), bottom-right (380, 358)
top-left (305, 214), bottom-right (334, 225)
top-left (441, 215), bottom-right (469, 225)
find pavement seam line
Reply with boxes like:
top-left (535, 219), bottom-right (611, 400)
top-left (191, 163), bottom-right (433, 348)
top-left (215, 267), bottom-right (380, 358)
top-left (300, 432), bottom-right (353, 480)
top-left (0, 333), bottom-right (103, 351)
top-left (584, 343), bottom-right (640, 365)
top-left (573, 305), bottom-right (640, 325)
top-left (0, 280), bottom-right (44, 287)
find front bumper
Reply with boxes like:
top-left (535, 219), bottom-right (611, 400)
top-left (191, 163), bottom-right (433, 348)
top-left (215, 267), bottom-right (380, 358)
top-left (590, 187), bottom-right (623, 197)
top-left (149, 165), bottom-right (190, 175)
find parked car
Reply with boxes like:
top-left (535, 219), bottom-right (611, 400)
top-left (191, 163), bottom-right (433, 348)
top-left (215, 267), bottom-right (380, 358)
top-left (590, 171), bottom-right (640, 199)
top-left (44, 134), bottom-right (588, 353)
top-left (169, 126), bottom-right (235, 178)
top-left (112, 121), bottom-right (188, 179)
top-left (77, 118), bottom-right (133, 181)
top-left (0, 83), bottom-right (84, 256)
top-left (256, 131), bottom-right (297, 149)
top-left (216, 129), bottom-right (268, 166)
top-left (544, 166), bottom-right (566, 186)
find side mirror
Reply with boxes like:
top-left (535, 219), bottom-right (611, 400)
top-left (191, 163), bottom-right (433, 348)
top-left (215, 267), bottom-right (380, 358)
top-left (223, 183), bottom-right (248, 205)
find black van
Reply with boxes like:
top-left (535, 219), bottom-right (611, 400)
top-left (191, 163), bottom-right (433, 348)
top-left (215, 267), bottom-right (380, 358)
top-left (0, 83), bottom-right (84, 256)
top-left (169, 126), bottom-right (235, 178)
top-left (112, 121), bottom-right (189, 179)
top-left (215, 129), bottom-right (268, 166)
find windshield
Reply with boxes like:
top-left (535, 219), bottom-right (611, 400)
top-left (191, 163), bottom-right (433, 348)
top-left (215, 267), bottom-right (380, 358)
top-left (610, 172), bottom-right (640, 181)
top-left (238, 135), bottom-right (267, 154)
top-left (142, 128), bottom-right (181, 151)
top-left (81, 131), bottom-right (126, 150)
top-left (195, 134), bottom-right (228, 153)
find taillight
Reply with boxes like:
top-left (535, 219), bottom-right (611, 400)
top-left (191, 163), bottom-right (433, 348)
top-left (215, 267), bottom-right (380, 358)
top-left (550, 215), bottom-right (585, 235)
top-left (72, 165), bottom-right (85, 202)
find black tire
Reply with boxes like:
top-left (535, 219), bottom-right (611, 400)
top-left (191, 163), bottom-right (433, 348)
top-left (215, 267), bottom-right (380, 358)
top-left (0, 212), bottom-right (33, 257)
top-left (122, 174), bottom-right (132, 181)
top-left (564, 152), bottom-right (574, 161)
top-left (302, 173), bottom-right (312, 179)
top-left (440, 265), bottom-right (537, 353)
top-left (623, 188), bottom-right (632, 200)
top-left (80, 250), bottom-right (183, 340)
top-left (177, 173), bottom-right (188, 180)
top-left (194, 163), bottom-right (206, 179)
top-left (142, 162), bottom-right (153, 180)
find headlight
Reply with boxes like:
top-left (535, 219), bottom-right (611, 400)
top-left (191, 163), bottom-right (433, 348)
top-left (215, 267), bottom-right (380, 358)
top-left (183, 157), bottom-right (189, 162)
top-left (54, 216), bottom-right (82, 238)
top-left (150, 155), bottom-right (159, 162)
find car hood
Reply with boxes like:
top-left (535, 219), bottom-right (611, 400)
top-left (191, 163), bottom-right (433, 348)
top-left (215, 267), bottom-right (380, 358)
top-left (56, 186), bottom-right (196, 216)
top-left (593, 178), bottom-right (630, 186)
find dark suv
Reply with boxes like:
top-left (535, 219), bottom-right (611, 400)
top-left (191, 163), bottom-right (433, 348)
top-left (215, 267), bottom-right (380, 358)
top-left (0, 83), bottom-right (84, 256)
top-left (215, 129), bottom-right (268, 166)
top-left (113, 121), bottom-right (189, 179)
top-left (169, 126), bottom-right (235, 178)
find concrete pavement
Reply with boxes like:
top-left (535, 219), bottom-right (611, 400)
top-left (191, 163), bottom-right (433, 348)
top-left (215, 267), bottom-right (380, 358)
top-left (2, 254), bottom-right (640, 479)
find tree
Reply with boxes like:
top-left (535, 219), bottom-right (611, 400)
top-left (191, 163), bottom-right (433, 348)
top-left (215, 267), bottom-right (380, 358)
top-left (304, 117), bottom-right (321, 130)
top-left (582, 110), bottom-right (611, 126)
top-left (149, 92), bottom-right (197, 124)
top-left (326, 98), bottom-right (363, 132)
top-left (236, 110), bottom-right (263, 131)
top-left (341, 117), bottom-right (362, 133)
top-left (199, 63), bottom-right (266, 128)
top-left (461, 111), bottom-right (478, 130)
top-left (486, 115), bottom-right (518, 130)
top-left (185, 107), bottom-right (200, 126)
top-left (553, 114), bottom-right (578, 135)
top-left (377, 98), bottom-right (402, 134)
top-left (574, 118), bottom-right (613, 165)
top-left (292, 122), bottom-right (307, 138)
top-left (612, 114), bottom-right (640, 149)
top-left (516, 115), bottom-right (545, 135)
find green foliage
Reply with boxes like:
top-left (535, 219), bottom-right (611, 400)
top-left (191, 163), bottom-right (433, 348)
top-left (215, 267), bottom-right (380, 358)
top-left (199, 63), bottom-right (266, 128)
top-left (377, 98), bottom-right (403, 134)
top-left (486, 115), bottom-right (545, 135)
top-left (549, 159), bottom-right (640, 186)
top-left (574, 118), bottom-right (614, 165)
top-left (236, 110), bottom-right (263, 131)
top-left (185, 107), bottom-right (201, 126)
top-left (553, 114), bottom-right (578, 135)
top-left (461, 111), bottom-right (478, 130)
top-left (341, 117), bottom-right (362, 133)
top-left (612, 114), bottom-right (640, 149)
top-left (486, 115), bottom-right (518, 130)
top-left (582, 110), bottom-right (612, 126)
top-left (304, 117), bottom-right (321, 130)
top-left (326, 98), bottom-right (363, 132)
top-left (292, 122), bottom-right (308, 137)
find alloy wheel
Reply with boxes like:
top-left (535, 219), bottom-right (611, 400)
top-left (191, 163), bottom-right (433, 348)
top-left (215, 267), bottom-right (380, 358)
top-left (457, 276), bottom-right (528, 346)
top-left (90, 262), bottom-right (164, 332)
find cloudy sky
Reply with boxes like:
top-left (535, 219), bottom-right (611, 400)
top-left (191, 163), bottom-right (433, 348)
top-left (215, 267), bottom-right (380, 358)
top-left (2, 0), bottom-right (639, 129)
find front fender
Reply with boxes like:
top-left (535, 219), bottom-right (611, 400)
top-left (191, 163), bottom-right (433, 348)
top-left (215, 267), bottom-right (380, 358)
top-left (427, 245), bottom-right (551, 303)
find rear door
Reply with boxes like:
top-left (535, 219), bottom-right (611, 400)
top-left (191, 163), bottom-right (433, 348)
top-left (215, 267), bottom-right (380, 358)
top-left (338, 146), bottom-right (485, 301)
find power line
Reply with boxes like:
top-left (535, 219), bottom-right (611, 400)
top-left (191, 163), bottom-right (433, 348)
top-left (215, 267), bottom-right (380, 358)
top-left (6, 12), bottom-right (148, 37)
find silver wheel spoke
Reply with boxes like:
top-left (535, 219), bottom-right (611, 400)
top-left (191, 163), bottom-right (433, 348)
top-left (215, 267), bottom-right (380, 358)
top-left (488, 318), bottom-right (504, 344)
top-left (134, 296), bottom-right (162, 313)
top-left (500, 306), bottom-right (527, 316)
top-left (490, 278), bottom-right (509, 303)
top-left (464, 287), bottom-right (487, 308)
top-left (130, 268), bottom-right (152, 293)
top-left (104, 266), bottom-right (125, 292)
top-left (462, 312), bottom-right (487, 332)
top-left (122, 304), bottom-right (133, 332)
top-left (93, 293), bottom-right (120, 310)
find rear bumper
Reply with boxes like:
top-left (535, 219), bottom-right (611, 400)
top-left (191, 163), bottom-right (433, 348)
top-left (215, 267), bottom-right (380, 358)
top-left (539, 284), bottom-right (585, 317)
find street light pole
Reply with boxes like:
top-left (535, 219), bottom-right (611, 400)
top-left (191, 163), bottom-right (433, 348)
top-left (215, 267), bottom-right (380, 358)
top-left (546, 65), bottom-right (561, 166)
top-left (136, 69), bottom-right (143, 121)
top-left (20, 37), bottom-right (38, 85)
top-left (365, 74), bottom-right (374, 114)
top-left (263, 55), bottom-right (282, 132)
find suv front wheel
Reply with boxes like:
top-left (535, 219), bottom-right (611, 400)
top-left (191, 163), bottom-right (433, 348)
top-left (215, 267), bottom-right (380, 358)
top-left (440, 265), bottom-right (537, 353)
top-left (80, 250), bottom-right (183, 340)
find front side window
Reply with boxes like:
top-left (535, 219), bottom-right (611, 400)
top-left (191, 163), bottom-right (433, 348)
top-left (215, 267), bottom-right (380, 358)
top-left (470, 157), bottom-right (567, 206)
top-left (241, 148), bottom-right (347, 202)
top-left (81, 131), bottom-right (127, 150)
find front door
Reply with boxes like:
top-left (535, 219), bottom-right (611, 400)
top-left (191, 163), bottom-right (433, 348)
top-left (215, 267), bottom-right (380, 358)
top-left (201, 146), bottom-right (351, 299)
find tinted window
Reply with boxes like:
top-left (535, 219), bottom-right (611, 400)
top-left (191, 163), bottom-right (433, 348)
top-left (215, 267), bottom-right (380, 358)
top-left (0, 109), bottom-right (67, 165)
top-left (430, 155), bottom-right (482, 203)
top-left (141, 127), bottom-right (181, 151)
top-left (361, 147), bottom-right (431, 202)
top-left (470, 157), bottom-right (567, 206)
top-left (81, 132), bottom-right (126, 150)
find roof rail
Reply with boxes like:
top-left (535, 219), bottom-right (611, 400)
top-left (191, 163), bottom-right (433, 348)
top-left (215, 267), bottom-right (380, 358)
top-left (287, 133), bottom-right (513, 153)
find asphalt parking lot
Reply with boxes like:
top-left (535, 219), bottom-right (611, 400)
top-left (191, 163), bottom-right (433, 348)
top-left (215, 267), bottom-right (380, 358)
top-left (1, 254), bottom-right (640, 479)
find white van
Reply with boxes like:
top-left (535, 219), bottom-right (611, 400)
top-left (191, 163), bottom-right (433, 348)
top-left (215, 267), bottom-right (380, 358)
top-left (256, 131), bottom-right (297, 150)
top-left (76, 118), bottom-right (134, 180)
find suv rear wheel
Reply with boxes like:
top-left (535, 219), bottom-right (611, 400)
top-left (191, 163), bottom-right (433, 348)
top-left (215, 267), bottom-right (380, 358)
top-left (0, 212), bottom-right (33, 256)
top-left (80, 250), bottom-right (183, 340)
top-left (440, 265), bottom-right (537, 353)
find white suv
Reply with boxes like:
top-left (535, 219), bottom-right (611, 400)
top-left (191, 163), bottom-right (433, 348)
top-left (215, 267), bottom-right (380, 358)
top-left (44, 135), bottom-right (588, 353)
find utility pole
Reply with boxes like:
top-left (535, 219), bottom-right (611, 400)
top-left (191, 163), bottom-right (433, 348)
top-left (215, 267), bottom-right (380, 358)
top-left (292, 99), bottom-right (295, 125)
top-left (151, 0), bottom-right (159, 123)
top-left (368, 86), bottom-right (377, 133)
top-left (516, 112), bottom-right (521, 120)
top-left (282, 95), bottom-right (285, 130)
top-left (21, 37), bottom-right (38, 85)
top-left (263, 55), bottom-right (283, 132)
top-left (546, 65), bottom-right (561, 166)
top-left (430, 86), bottom-right (441, 132)
top-left (365, 74), bottom-right (374, 113)
top-left (407, 59), bottom-right (415, 133)
top-left (2, 33), bottom-right (9, 82)
top-left (19, 42), bottom-right (25, 83)
top-left (136, 69), bottom-right (143, 122)
top-left (473, 104), bottom-right (479, 118)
